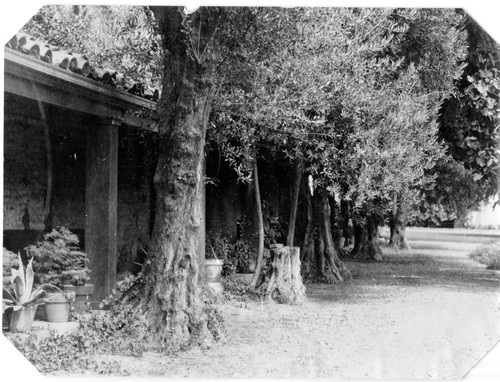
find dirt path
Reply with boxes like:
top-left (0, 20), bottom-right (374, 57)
top-left (90, 236), bottom-right (500, 378)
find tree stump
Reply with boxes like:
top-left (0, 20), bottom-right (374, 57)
top-left (265, 246), bottom-right (306, 304)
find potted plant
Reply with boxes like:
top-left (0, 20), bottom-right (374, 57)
top-left (205, 232), bottom-right (227, 283)
top-left (2, 255), bottom-right (56, 332)
top-left (26, 227), bottom-right (93, 313)
top-left (44, 290), bottom-right (75, 322)
top-left (205, 255), bottom-right (224, 283)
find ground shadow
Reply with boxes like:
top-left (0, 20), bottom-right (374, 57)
top-left (307, 240), bottom-right (500, 304)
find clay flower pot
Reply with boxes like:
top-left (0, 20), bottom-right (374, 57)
top-left (205, 259), bottom-right (224, 282)
top-left (44, 292), bottom-right (75, 323)
top-left (205, 259), bottom-right (225, 293)
top-left (9, 305), bottom-right (37, 332)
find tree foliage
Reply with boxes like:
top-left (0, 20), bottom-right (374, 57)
top-left (23, 5), bottom-right (163, 91)
top-left (414, 13), bottom-right (500, 225)
top-left (210, 8), bottom-right (467, 220)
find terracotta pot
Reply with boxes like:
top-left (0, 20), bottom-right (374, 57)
top-left (44, 292), bottom-right (74, 323)
top-left (205, 259), bottom-right (224, 282)
top-left (9, 305), bottom-right (37, 332)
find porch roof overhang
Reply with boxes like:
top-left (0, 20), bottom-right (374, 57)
top-left (4, 48), bottom-right (157, 130)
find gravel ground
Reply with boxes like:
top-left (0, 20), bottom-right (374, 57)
top-left (83, 235), bottom-right (500, 379)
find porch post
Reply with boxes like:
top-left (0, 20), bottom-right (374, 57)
top-left (85, 118), bottom-right (119, 302)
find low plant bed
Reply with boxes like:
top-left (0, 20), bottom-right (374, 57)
top-left (63, 284), bottom-right (94, 313)
top-left (469, 240), bottom-right (500, 270)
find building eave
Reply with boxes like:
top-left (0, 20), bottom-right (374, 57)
top-left (4, 48), bottom-right (157, 130)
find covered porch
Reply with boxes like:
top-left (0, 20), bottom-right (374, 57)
top-left (4, 48), bottom-right (157, 301)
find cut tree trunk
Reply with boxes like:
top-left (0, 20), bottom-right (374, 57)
top-left (286, 157), bottom-right (303, 248)
top-left (136, 7), bottom-right (224, 351)
top-left (301, 185), bottom-right (351, 283)
top-left (249, 159), bottom-right (265, 289)
top-left (351, 214), bottom-right (383, 261)
top-left (389, 205), bottom-right (411, 250)
top-left (264, 246), bottom-right (306, 304)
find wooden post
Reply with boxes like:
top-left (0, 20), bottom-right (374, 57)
top-left (85, 118), bottom-right (119, 302)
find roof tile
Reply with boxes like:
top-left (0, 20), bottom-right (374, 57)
top-left (6, 31), bottom-right (158, 103)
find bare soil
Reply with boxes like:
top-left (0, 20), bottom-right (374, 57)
top-left (89, 231), bottom-right (500, 378)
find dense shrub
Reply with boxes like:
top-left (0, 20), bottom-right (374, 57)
top-left (469, 241), bottom-right (500, 270)
top-left (26, 227), bottom-right (90, 287)
top-left (229, 239), bottom-right (254, 274)
top-left (206, 232), bottom-right (231, 261)
top-left (206, 232), bottom-right (255, 275)
top-left (222, 277), bottom-right (266, 302)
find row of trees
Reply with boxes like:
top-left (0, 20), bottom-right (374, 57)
top-left (210, 8), bottom-right (468, 277)
top-left (147, 6), bottom-right (497, 349)
top-left (23, 6), bottom-right (498, 351)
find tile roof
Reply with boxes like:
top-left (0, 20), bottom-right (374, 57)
top-left (6, 32), bottom-right (159, 102)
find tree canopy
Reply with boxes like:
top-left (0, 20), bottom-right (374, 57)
top-left (210, 8), bottom-right (468, 242)
top-left (413, 13), bottom-right (499, 226)
top-left (23, 5), bottom-right (163, 91)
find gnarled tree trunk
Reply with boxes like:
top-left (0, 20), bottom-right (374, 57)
top-left (351, 214), bottom-right (383, 261)
top-left (302, 184), bottom-right (351, 283)
top-left (137, 7), bottom-right (224, 351)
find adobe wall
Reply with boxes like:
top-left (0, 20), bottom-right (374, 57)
top-left (4, 111), bottom-right (298, 271)
top-left (3, 114), bottom-right (48, 231)
top-left (116, 129), bottom-right (156, 273)
top-left (205, 151), bottom-right (242, 241)
top-left (3, 113), bottom-right (155, 273)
